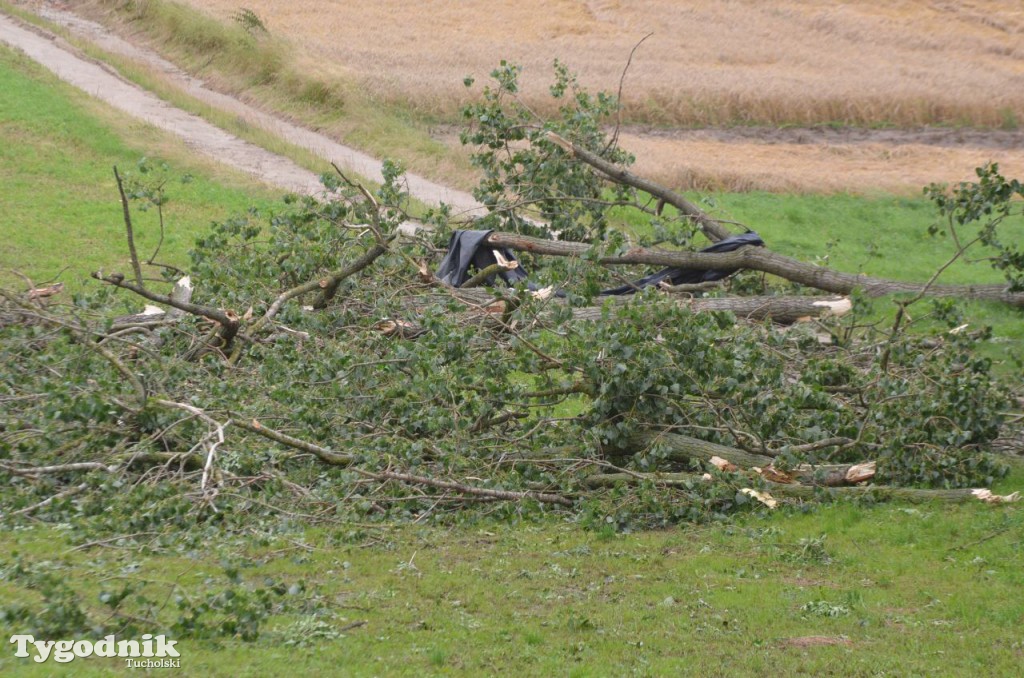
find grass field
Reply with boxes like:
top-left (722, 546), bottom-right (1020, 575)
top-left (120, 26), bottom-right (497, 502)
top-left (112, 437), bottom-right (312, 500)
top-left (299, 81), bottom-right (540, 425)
top-left (1, 6), bottom-right (1023, 677)
top-left (0, 44), bottom-right (283, 293)
top-left (1, 495), bottom-right (1023, 676)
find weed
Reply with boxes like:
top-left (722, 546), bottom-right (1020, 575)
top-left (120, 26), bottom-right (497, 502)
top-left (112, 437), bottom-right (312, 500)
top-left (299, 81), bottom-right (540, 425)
top-left (800, 600), bottom-right (851, 618)
top-left (232, 8), bottom-right (267, 36)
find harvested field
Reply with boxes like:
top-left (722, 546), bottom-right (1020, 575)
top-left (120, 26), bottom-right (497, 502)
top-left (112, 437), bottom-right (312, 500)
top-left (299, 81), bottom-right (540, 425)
top-left (163, 0), bottom-right (1024, 128)
top-left (64, 0), bottom-right (1024, 193)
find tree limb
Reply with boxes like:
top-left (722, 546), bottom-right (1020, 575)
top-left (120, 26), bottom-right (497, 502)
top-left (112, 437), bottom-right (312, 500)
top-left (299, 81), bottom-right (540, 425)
top-left (486, 232), bottom-right (1024, 307)
top-left (232, 418), bottom-right (355, 466)
top-left (113, 166), bottom-right (145, 289)
top-left (546, 131), bottom-right (734, 243)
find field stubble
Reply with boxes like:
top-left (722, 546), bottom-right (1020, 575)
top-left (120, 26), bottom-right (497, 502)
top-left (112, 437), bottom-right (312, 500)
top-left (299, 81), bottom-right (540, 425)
top-left (60, 0), bottom-right (1024, 193)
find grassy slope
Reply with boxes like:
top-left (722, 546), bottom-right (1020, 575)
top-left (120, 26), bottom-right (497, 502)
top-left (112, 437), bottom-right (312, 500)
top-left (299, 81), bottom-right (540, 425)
top-left (1, 489), bottom-right (1022, 676)
top-left (0, 45), bottom-right (281, 293)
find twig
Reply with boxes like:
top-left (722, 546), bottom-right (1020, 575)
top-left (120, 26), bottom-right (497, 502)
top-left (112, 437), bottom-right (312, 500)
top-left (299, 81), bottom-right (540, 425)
top-left (200, 420), bottom-right (228, 496)
top-left (232, 418), bottom-right (355, 465)
top-left (366, 470), bottom-right (573, 507)
top-left (63, 531), bottom-right (163, 554)
top-left (946, 525), bottom-right (1015, 552)
top-left (605, 32), bottom-right (653, 154)
top-left (4, 483), bottom-right (88, 518)
top-left (339, 620), bottom-right (368, 633)
top-left (1, 461), bottom-right (120, 476)
top-left (113, 166), bottom-right (145, 289)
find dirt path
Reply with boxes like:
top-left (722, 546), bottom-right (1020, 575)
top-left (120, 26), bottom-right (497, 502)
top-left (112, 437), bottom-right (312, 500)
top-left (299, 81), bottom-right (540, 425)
top-left (0, 7), bottom-right (485, 217)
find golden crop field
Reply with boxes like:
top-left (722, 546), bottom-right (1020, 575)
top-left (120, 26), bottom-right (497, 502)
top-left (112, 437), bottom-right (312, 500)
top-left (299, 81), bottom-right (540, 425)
top-left (174, 0), bottom-right (1023, 126)
top-left (114, 0), bottom-right (1024, 192)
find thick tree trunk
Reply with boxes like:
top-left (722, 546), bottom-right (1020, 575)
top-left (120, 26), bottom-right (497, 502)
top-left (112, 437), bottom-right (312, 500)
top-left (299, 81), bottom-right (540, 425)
top-left (418, 288), bottom-right (850, 325)
top-left (584, 463), bottom-right (875, 488)
top-left (764, 484), bottom-right (1006, 503)
top-left (618, 430), bottom-right (777, 468)
top-left (570, 295), bottom-right (851, 324)
top-left (486, 232), bottom-right (1024, 307)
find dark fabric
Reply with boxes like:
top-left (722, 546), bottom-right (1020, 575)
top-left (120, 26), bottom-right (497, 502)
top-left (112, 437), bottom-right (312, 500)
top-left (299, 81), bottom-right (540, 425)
top-left (598, 231), bottom-right (765, 295)
top-left (435, 229), bottom-right (765, 296)
top-left (435, 230), bottom-right (532, 288)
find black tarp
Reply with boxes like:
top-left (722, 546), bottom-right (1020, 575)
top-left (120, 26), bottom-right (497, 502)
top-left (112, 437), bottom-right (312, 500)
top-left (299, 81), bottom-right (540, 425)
top-left (435, 230), bottom-right (765, 295)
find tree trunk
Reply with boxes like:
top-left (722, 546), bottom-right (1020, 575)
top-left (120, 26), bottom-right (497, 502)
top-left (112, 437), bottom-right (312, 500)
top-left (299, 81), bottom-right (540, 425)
top-left (570, 295), bottom-right (850, 324)
top-left (486, 232), bottom-right (1024, 307)
top-left (582, 472), bottom-right (1003, 503)
top-left (413, 288), bottom-right (851, 326)
top-left (617, 430), bottom-right (777, 468)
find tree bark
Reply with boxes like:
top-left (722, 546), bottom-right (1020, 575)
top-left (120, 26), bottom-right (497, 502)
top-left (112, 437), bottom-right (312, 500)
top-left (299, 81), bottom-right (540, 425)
top-left (764, 483), bottom-right (1008, 504)
top-left (618, 430), bottom-right (777, 468)
top-left (582, 472), bottom-right (1006, 503)
top-left (546, 132), bottom-right (734, 243)
top-left (486, 232), bottom-right (1024, 307)
top-left (571, 295), bottom-right (851, 324)
top-left (416, 288), bottom-right (851, 325)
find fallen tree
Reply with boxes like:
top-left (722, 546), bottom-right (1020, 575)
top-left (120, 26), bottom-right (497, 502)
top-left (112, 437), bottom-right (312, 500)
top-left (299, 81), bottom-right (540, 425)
top-left (1, 64), bottom-right (1021, 532)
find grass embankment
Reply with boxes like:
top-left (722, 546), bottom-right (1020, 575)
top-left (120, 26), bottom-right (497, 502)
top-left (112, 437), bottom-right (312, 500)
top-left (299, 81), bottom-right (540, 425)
top-left (0, 45), bottom-right (281, 293)
top-left (1, 493), bottom-right (1022, 676)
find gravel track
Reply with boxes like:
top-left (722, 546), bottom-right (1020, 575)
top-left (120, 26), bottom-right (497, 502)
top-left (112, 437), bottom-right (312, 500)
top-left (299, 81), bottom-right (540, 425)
top-left (0, 6), bottom-right (485, 217)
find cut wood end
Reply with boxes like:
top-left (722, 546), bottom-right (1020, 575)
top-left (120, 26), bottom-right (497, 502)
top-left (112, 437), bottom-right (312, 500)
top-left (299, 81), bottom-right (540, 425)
top-left (27, 283), bottom-right (64, 299)
top-left (709, 456), bottom-right (738, 472)
top-left (741, 488), bottom-right (778, 509)
top-left (844, 461), bottom-right (877, 483)
top-left (175, 275), bottom-right (193, 291)
top-left (530, 286), bottom-right (555, 300)
top-left (759, 466), bottom-right (797, 484)
top-left (812, 297), bottom-right (852, 317)
top-left (545, 131), bottom-right (573, 153)
top-left (971, 489), bottom-right (1020, 504)
top-left (250, 419), bottom-right (262, 430)
top-left (140, 305), bottom-right (164, 316)
top-left (483, 301), bottom-right (507, 314)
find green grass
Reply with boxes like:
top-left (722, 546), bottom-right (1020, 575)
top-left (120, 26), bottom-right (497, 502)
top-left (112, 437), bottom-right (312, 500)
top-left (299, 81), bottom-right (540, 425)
top-left (69, 0), bottom-right (468, 189)
top-left (1, 480), bottom-right (1022, 676)
top-left (0, 45), bottom-right (282, 293)
top-left (613, 192), bottom-right (1024, 372)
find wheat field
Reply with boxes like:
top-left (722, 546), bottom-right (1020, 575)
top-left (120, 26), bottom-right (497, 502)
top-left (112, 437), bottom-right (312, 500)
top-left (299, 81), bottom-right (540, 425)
top-left (174, 0), bottom-right (1024, 126)
top-left (101, 0), bottom-right (1024, 192)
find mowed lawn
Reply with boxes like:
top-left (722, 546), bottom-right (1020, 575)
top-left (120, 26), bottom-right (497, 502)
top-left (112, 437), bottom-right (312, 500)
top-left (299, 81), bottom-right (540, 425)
top-left (0, 45), bottom-right (280, 294)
